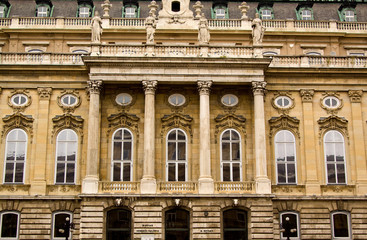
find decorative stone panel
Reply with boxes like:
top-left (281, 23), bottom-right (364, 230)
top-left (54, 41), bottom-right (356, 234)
top-left (107, 112), bottom-right (140, 139)
top-left (57, 89), bottom-right (81, 113)
top-left (271, 91), bottom-right (295, 114)
top-left (52, 114), bottom-right (84, 143)
top-left (317, 115), bottom-right (348, 142)
top-left (321, 185), bottom-right (355, 196)
top-left (37, 87), bottom-right (52, 100)
top-left (161, 113), bottom-right (193, 141)
top-left (320, 92), bottom-right (343, 115)
top-left (300, 89), bottom-right (314, 102)
top-left (348, 90), bottom-right (363, 103)
top-left (8, 89), bottom-right (32, 112)
top-left (268, 114), bottom-right (300, 141)
top-left (272, 185), bottom-right (305, 196)
top-left (214, 113), bottom-right (246, 143)
top-left (1, 113), bottom-right (34, 142)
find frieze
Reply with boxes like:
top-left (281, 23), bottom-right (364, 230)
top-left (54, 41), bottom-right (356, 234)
top-left (214, 113), bottom-right (246, 143)
top-left (161, 113), bottom-right (193, 142)
top-left (1, 113), bottom-right (34, 143)
top-left (268, 114), bottom-right (300, 141)
top-left (107, 112), bottom-right (140, 140)
top-left (0, 184), bottom-right (31, 193)
top-left (272, 185), bottom-right (305, 195)
top-left (321, 185), bottom-right (355, 195)
top-left (348, 90), bottom-right (363, 103)
top-left (317, 115), bottom-right (348, 143)
top-left (52, 114), bottom-right (84, 143)
top-left (47, 185), bottom-right (81, 195)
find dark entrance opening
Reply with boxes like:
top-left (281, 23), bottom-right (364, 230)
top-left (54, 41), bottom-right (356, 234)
top-left (223, 209), bottom-right (248, 240)
top-left (165, 208), bottom-right (190, 240)
top-left (106, 209), bottom-right (131, 240)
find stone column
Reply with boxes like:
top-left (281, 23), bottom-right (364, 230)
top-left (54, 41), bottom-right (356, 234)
top-left (82, 80), bottom-right (103, 194)
top-left (348, 90), bottom-right (367, 195)
top-left (197, 80), bottom-right (214, 194)
top-left (30, 87), bottom-right (52, 195)
top-left (300, 89), bottom-right (320, 195)
top-left (140, 80), bottom-right (158, 194)
top-left (252, 81), bottom-right (271, 194)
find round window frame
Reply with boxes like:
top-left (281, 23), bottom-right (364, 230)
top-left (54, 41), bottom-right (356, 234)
top-left (322, 96), bottom-right (340, 109)
top-left (168, 93), bottom-right (186, 107)
top-left (221, 94), bottom-right (239, 107)
top-left (115, 93), bottom-right (133, 106)
top-left (11, 94), bottom-right (28, 106)
top-left (274, 96), bottom-right (293, 109)
top-left (60, 94), bottom-right (78, 107)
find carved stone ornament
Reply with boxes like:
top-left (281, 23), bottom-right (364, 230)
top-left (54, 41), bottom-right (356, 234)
top-left (217, 89), bottom-right (241, 114)
top-left (47, 185), bottom-right (81, 195)
top-left (52, 114), bottom-right (84, 143)
top-left (37, 87), bottom-right (52, 100)
top-left (0, 185), bottom-right (30, 193)
top-left (161, 113), bottom-right (193, 142)
top-left (251, 81), bottom-right (266, 95)
top-left (110, 88), bottom-right (137, 112)
top-left (300, 89), bottom-right (314, 102)
top-left (197, 80), bottom-right (212, 95)
top-left (348, 90), bottom-right (363, 103)
top-left (271, 91), bottom-right (295, 114)
top-left (320, 185), bottom-right (355, 195)
top-left (165, 88), bottom-right (190, 113)
top-left (317, 115), bottom-right (348, 143)
top-left (107, 112), bottom-right (140, 140)
top-left (214, 113), bottom-right (246, 143)
top-left (268, 115), bottom-right (300, 142)
top-left (57, 90), bottom-right (81, 113)
top-left (320, 92), bottom-right (343, 115)
top-left (1, 113), bottom-right (34, 143)
top-left (8, 89), bottom-right (32, 112)
top-left (87, 80), bottom-right (103, 95)
top-left (142, 80), bottom-right (158, 94)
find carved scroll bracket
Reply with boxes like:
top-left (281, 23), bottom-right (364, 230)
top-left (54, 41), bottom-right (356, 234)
top-left (161, 113), bottom-right (193, 143)
top-left (317, 115), bottom-right (348, 144)
top-left (268, 114), bottom-right (300, 144)
top-left (52, 114), bottom-right (84, 143)
top-left (107, 112), bottom-right (140, 141)
top-left (1, 113), bottom-right (34, 143)
top-left (214, 113), bottom-right (246, 143)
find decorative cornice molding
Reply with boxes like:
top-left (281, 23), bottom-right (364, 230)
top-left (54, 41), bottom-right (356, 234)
top-left (142, 80), bottom-right (158, 95)
top-left (52, 114), bottom-right (84, 143)
top-left (197, 80), bottom-right (212, 95)
top-left (161, 113), bottom-right (193, 142)
top-left (300, 89), bottom-right (314, 102)
top-left (87, 80), bottom-right (103, 95)
top-left (37, 87), bottom-right (52, 100)
top-left (1, 113), bottom-right (34, 143)
top-left (214, 113), bottom-right (246, 143)
top-left (317, 115), bottom-right (348, 143)
top-left (251, 81), bottom-right (266, 96)
top-left (107, 112), bottom-right (140, 140)
top-left (348, 90), bottom-right (363, 103)
top-left (268, 114), bottom-right (300, 141)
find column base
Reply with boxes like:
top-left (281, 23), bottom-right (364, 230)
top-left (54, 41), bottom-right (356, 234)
top-left (29, 180), bottom-right (47, 196)
top-left (140, 178), bottom-right (157, 194)
top-left (305, 182), bottom-right (321, 195)
top-left (255, 177), bottom-right (271, 194)
top-left (82, 176), bottom-right (99, 194)
top-left (198, 177), bottom-right (214, 194)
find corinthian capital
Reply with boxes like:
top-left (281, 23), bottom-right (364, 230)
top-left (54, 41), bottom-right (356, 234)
top-left (37, 87), bottom-right (52, 100)
top-left (348, 90), bottom-right (363, 103)
top-left (300, 89), bottom-right (314, 102)
top-left (142, 80), bottom-right (158, 94)
top-left (251, 81), bottom-right (266, 95)
top-left (87, 80), bottom-right (103, 94)
top-left (197, 80), bottom-right (212, 95)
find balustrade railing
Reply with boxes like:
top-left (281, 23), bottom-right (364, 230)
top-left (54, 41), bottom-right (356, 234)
top-left (294, 20), bottom-right (330, 29)
top-left (215, 182), bottom-right (254, 193)
top-left (158, 182), bottom-right (197, 193)
top-left (337, 22), bottom-right (367, 31)
top-left (110, 18), bottom-right (145, 27)
top-left (64, 17), bottom-right (91, 26)
top-left (100, 45), bottom-right (147, 56)
top-left (0, 53), bottom-right (85, 65)
top-left (208, 19), bottom-right (241, 28)
top-left (271, 56), bottom-right (367, 68)
top-left (19, 17), bottom-right (56, 26)
top-left (101, 181), bottom-right (140, 193)
top-left (154, 45), bottom-right (200, 57)
top-left (0, 18), bottom-right (11, 26)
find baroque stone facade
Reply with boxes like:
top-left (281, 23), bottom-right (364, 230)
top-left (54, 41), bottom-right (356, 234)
top-left (0, 0), bottom-right (367, 239)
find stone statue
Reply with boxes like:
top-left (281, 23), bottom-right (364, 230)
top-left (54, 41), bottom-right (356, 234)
top-left (145, 12), bottom-right (156, 44)
top-left (91, 11), bottom-right (103, 43)
top-left (252, 13), bottom-right (265, 45)
top-left (198, 13), bottom-right (210, 45)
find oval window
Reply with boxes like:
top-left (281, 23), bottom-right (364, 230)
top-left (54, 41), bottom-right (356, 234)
top-left (115, 93), bottom-right (133, 106)
top-left (221, 94), bottom-right (238, 107)
top-left (323, 96), bottom-right (340, 109)
top-left (274, 96), bottom-right (292, 108)
top-left (61, 94), bottom-right (78, 106)
top-left (11, 94), bottom-right (28, 106)
top-left (168, 94), bottom-right (186, 106)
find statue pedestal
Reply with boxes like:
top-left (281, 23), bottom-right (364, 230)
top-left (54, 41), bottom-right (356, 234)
top-left (91, 43), bottom-right (101, 56)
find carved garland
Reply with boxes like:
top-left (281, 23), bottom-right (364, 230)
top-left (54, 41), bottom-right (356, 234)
top-left (107, 112), bottom-right (140, 140)
top-left (52, 114), bottom-right (84, 143)
top-left (1, 113), bottom-right (34, 143)
top-left (268, 114), bottom-right (300, 142)
top-left (161, 113), bottom-right (193, 142)
top-left (214, 114), bottom-right (246, 143)
top-left (317, 115), bottom-right (348, 143)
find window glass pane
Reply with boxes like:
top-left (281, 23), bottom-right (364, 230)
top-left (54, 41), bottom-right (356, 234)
top-left (114, 130), bottom-right (122, 140)
top-left (177, 142), bottom-right (185, 160)
top-left (223, 209), bottom-right (247, 228)
top-left (168, 163), bottom-right (175, 181)
top-left (125, 7), bottom-right (136, 18)
top-left (113, 142), bottom-right (122, 160)
top-left (333, 214), bottom-right (349, 237)
top-left (178, 163), bottom-right (185, 181)
top-left (66, 163), bottom-right (75, 183)
top-left (177, 130), bottom-right (185, 140)
top-left (222, 130), bottom-right (230, 140)
top-left (6, 142), bottom-right (15, 160)
top-left (232, 163), bottom-right (240, 181)
top-left (327, 163), bottom-right (336, 183)
top-left (56, 163), bottom-right (65, 183)
top-left (337, 164), bottom-right (346, 184)
top-left (123, 163), bottom-right (131, 181)
top-left (123, 142), bottom-right (131, 160)
top-left (14, 163), bottom-right (24, 182)
top-left (37, 6), bottom-right (48, 17)
top-left (232, 143), bottom-right (240, 161)
top-left (113, 163), bottom-right (121, 181)
top-left (5, 163), bottom-right (14, 182)
top-left (231, 130), bottom-right (239, 140)
top-left (66, 143), bottom-right (76, 161)
top-left (215, 8), bottom-right (225, 19)
top-left (277, 164), bottom-right (286, 183)
top-left (1, 213), bottom-right (18, 238)
top-left (276, 143), bottom-right (285, 162)
top-left (168, 131), bottom-right (176, 140)
top-left (223, 163), bottom-right (230, 181)
top-left (287, 163), bottom-right (296, 183)
top-left (123, 130), bottom-right (132, 140)
top-left (222, 143), bottom-right (230, 160)
top-left (107, 210), bottom-right (131, 240)
top-left (79, 7), bottom-right (90, 17)
top-left (0, 6), bottom-right (5, 18)
top-left (167, 142), bottom-right (176, 160)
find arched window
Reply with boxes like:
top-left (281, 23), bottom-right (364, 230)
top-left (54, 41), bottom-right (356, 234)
top-left (106, 209), bottom-right (131, 240)
top-left (223, 209), bottom-right (248, 240)
top-left (280, 212), bottom-right (300, 240)
top-left (51, 211), bottom-right (72, 240)
top-left (165, 208), bottom-right (190, 240)
top-left (112, 128), bottom-right (133, 181)
top-left (0, 211), bottom-right (20, 239)
top-left (221, 129), bottom-right (241, 181)
top-left (275, 130), bottom-right (297, 184)
top-left (167, 129), bottom-right (187, 181)
top-left (4, 129), bottom-right (27, 183)
top-left (324, 130), bottom-right (346, 184)
top-left (331, 211), bottom-right (351, 239)
top-left (55, 129), bottom-right (78, 184)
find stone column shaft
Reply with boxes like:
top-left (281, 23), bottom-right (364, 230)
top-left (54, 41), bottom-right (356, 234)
top-left (140, 80), bottom-right (157, 194)
top-left (82, 80), bottom-right (102, 194)
top-left (197, 80), bottom-right (214, 194)
top-left (252, 81), bottom-right (271, 194)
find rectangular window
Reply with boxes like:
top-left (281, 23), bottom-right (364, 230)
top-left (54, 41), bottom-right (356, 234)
top-left (125, 7), bottom-right (136, 18)
top-left (79, 7), bottom-right (90, 17)
top-left (37, 6), bottom-right (48, 17)
top-left (0, 6), bottom-right (5, 18)
top-left (215, 8), bottom-right (226, 19)
top-left (301, 9), bottom-right (312, 20)
top-left (0, 212), bottom-right (19, 239)
top-left (280, 212), bottom-right (300, 239)
top-left (261, 9), bottom-right (272, 19)
top-left (332, 212), bottom-right (351, 239)
top-left (345, 10), bottom-right (355, 22)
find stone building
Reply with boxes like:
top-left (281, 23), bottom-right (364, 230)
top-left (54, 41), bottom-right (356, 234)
top-left (0, 0), bottom-right (366, 239)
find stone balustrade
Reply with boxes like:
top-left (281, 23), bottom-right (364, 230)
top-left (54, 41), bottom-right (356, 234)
top-left (158, 182), bottom-right (197, 193)
top-left (1, 17), bottom-right (367, 33)
top-left (270, 56), bottom-right (367, 68)
top-left (214, 181), bottom-right (254, 193)
top-left (100, 181), bottom-right (140, 193)
top-left (0, 53), bottom-right (85, 65)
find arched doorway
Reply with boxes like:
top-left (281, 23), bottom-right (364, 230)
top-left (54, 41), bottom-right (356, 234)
top-left (223, 209), bottom-right (248, 240)
top-left (165, 208), bottom-right (190, 240)
top-left (106, 209), bottom-right (131, 240)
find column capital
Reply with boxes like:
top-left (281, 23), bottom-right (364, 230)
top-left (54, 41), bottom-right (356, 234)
top-left (300, 89), bottom-right (314, 102)
top-left (197, 80), bottom-right (212, 95)
top-left (37, 87), bottom-right (52, 100)
top-left (348, 90), bottom-right (363, 103)
top-left (251, 81), bottom-right (266, 95)
top-left (142, 80), bottom-right (158, 94)
top-left (87, 80), bottom-right (103, 94)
